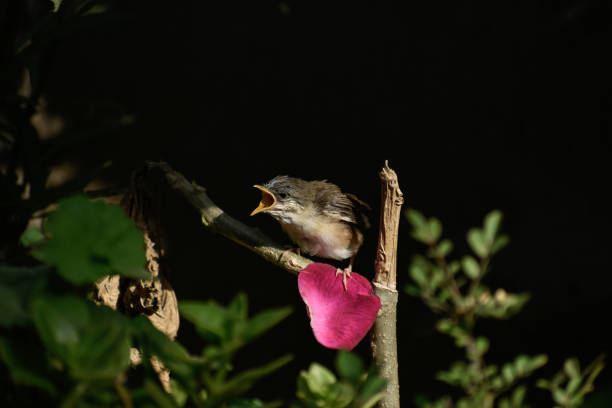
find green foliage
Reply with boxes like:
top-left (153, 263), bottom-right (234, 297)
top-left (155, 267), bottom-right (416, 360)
top-left (537, 355), bottom-right (606, 408)
top-left (0, 195), bottom-right (295, 407)
top-left (405, 209), bottom-right (605, 408)
top-left (293, 351), bottom-right (386, 408)
top-left (33, 195), bottom-right (149, 284)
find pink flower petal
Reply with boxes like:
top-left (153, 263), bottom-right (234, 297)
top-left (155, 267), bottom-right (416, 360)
top-left (298, 263), bottom-right (381, 350)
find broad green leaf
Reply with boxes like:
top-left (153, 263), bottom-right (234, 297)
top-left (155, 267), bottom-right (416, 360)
top-left (32, 294), bottom-right (88, 355)
top-left (336, 351), bottom-right (364, 383)
top-left (461, 256), bottom-right (480, 279)
top-left (467, 228), bottom-right (488, 258)
top-left (33, 195), bottom-right (148, 285)
top-left (0, 264), bottom-right (49, 327)
top-left (31, 294), bottom-right (131, 380)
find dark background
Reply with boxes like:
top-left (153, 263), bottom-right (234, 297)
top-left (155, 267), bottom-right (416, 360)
top-left (5, 0), bottom-right (612, 405)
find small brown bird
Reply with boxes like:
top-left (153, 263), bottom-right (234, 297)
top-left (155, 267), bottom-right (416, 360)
top-left (250, 176), bottom-right (370, 289)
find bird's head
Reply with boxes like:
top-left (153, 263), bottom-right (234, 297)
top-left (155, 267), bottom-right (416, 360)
top-left (250, 176), bottom-right (306, 221)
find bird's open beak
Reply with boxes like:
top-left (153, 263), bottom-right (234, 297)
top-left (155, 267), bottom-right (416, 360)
top-left (250, 185), bottom-right (277, 216)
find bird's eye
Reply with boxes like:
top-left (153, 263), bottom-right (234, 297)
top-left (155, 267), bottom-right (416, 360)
top-left (278, 192), bottom-right (289, 200)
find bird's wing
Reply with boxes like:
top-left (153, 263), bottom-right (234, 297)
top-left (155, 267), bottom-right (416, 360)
top-left (346, 193), bottom-right (371, 230)
top-left (310, 181), bottom-right (357, 224)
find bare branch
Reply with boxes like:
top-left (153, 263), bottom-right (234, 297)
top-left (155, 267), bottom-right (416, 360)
top-left (371, 160), bottom-right (403, 408)
top-left (145, 161), bottom-right (312, 275)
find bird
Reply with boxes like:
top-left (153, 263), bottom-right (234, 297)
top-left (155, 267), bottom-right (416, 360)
top-left (250, 175), bottom-right (370, 289)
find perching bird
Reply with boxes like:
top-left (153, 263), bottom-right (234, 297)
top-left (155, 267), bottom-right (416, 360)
top-left (250, 175), bottom-right (370, 289)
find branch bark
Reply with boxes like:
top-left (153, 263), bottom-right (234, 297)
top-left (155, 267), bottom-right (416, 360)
top-left (145, 161), bottom-right (312, 275)
top-left (144, 161), bottom-right (403, 406)
top-left (371, 161), bottom-right (403, 408)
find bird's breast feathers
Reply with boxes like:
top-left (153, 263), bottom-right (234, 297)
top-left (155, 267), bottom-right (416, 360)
top-left (278, 212), bottom-right (354, 261)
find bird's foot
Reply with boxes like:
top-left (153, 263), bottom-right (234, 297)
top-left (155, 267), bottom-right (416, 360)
top-left (280, 245), bottom-right (301, 262)
top-left (336, 267), bottom-right (352, 291)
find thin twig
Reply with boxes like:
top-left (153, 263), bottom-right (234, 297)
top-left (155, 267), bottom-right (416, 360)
top-left (371, 160), bottom-right (403, 408)
top-left (145, 161), bottom-right (312, 275)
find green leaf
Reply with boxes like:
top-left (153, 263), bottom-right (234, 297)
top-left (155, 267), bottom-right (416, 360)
top-left (410, 256), bottom-right (431, 287)
top-left (406, 208), bottom-right (428, 229)
top-left (437, 239), bottom-right (454, 257)
top-left (483, 210), bottom-right (503, 243)
top-left (502, 363), bottom-right (515, 384)
top-left (217, 354), bottom-right (293, 398)
top-left (567, 377), bottom-right (582, 395)
top-left (131, 316), bottom-right (196, 382)
top-left (404, 284), bottom-right (420, 296)
top-left (144, 378), bottom-right (177, 408)
top-left (33, 195), bottom-right (148, 285)
top-left (564, 358), bottom-right (581, 379)
top-left (170, 379), bottom-right (188, 407)
top-left (436, 319), bottom-right (453, 333)
top-left (429, 217), bottom-right (443, 242)
top-left (0, 336), bottom-right (56, 394)
top-left (180, 300), bottom-right (230, 341)
top-left (356, 375), bottom-right (386, 408)
top-left (461, 255), bottom-right (480, 279)
top-left (491, 234), bottom-right (510, 254)
top-left (20, 226), bottom-right (44, 247)
top-left (553, 388), bottom-right (568, 405)
top-left (467, 228), bottom-right (488, 258)
top-left (475, 336), bottom-right (490, 356)
top-left (336, 351), bottom-right (364, 383)
top-left (359, 374), bottom-right (386, 399)
top-left (0, 283), bottom-right (29, 327)
top-left (50, 0), bottom-right (63, 12)
top-left (31, 294), bottom-right (131, 380)
top-left (243, 306), bottom-right (292, 343)
top-left (229, 292), bottom-right (249, 321)
top-left (512, 385), bottom-right (527, 406)
top-left (301, 363), bottom-right (337, 397)
top-left (0, 264), bottom-right (49, 327)
top-left (407, 209), bottom-right (439, 244)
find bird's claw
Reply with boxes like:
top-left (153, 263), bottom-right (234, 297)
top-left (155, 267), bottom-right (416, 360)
top-left (336, 268), bottom-right (352, 291)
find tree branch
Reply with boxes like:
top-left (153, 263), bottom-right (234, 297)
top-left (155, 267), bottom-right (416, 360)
top-left (145, 161), bottom-right (403, 407)
top-left (145, 161), bottom-right (312, 275)
top-left (371, 160), bottom-right (403, 408)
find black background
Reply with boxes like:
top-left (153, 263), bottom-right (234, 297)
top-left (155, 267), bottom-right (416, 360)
top-left (17, 0), bottom-right (612, 405)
